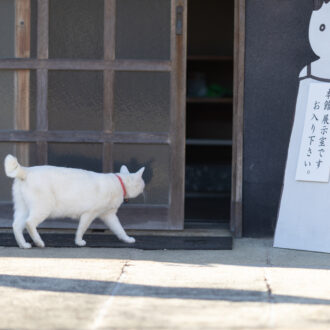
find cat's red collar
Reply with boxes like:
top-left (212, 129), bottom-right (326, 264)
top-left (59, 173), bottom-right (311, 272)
top-left (115, 174), bottom-right (128, 202)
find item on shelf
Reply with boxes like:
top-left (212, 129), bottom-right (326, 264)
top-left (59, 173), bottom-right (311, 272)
top-left (187, 72), bottom-right (208, 97)
top-left (185, 163), bottom-right (231, 193)
top-left (207, 84), bottom-right (233, 98)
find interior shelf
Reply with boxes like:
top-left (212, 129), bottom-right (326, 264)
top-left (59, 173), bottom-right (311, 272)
top-left (187, 55), bottom-right (233, 61)
top-left (186, 139), bottom-right (232, 146)
top-left (185, 192), bottom-right (231, 198)
top-left (187, 97), bottom-right (233, 104)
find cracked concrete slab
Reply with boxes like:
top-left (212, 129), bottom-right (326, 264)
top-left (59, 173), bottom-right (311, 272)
top-left (0, 239), bottom-right (329, 329)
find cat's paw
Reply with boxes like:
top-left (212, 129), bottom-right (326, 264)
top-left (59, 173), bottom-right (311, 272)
top-left (123, 236), bottom-right (136, 244)
top-left (20, 242), bottom-right (32, 249)
top-left (75, 239), bottom-right (86, 247)
top-left (35, 240), bottom-right (45, 248)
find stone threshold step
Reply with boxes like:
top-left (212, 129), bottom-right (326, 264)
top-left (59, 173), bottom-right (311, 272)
top-left (0, 229), bottom-right (232, 250)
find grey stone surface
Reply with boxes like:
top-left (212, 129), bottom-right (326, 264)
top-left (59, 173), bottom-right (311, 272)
top-left (0, 238), bottom-right (330, 329)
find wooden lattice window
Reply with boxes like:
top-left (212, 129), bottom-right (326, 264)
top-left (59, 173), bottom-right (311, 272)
top-left (0, 0), bottom-right (187, 230)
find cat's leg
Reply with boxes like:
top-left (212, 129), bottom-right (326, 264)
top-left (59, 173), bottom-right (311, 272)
top-left (75, 213), bottom-right (95, 247)
top-left (25, 212), bottom-right (48, 248)
top-left (101, 211), bottom-right (135, 243)
top-left (13, 209), bottom-right (30, 249)
top-left (12, 182), bottom-right (31, 249)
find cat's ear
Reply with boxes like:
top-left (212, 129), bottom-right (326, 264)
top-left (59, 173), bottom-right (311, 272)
top-left (120, 165), bottom-right (130, 174)
top-left (136, 167), bottom-right (145, 178)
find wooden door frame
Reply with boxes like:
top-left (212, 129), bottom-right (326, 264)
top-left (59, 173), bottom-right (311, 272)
top-left (231, 0), bottom-right (245, 238)
top-left (0, 0), bottom-right (187, 231)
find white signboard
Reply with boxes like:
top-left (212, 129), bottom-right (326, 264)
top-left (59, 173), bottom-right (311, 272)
top-left (296, 83), bottom-right (330, 182)
top-left (274, 2), bottom-right (330, 254)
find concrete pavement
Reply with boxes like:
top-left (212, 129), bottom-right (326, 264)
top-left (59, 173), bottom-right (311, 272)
top-left (0, 238), bottom-right (330, 329)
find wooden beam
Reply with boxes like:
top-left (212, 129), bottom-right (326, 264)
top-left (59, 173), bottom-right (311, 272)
top-left (0, 131), bottom-right (170, 144)
top-left (231, 0), bottom-right (245, 238)
top-left (0, 59), bottom-right (172, 71)
top-left (169, 0), bottom-right (187, 230)
top-left (102, 142), bottom-right (113, 172)
top-left (36, 0), bottom-right (49, 165)
top-left (104, 0), bottom-right (116, 61)
top-left (36, 67), bottom-right (48, 164)
top-left (103, 70), bottom-right (114, 172)
top-left (15, 0), bottom-right (31, 166)
top-left (36, 140), bottom-right (47, 164)
top-left (103, 0), bottom-right (116, 133)
top-left (15, 0), bottom-right (31, 58)
top-left (37, 0), bottom-right (48, 59)
top-left (36, 68), bottom-right (48, 131)
top-left (103, 70), bottom-right (114, 134)
top-left (102, 0), bottom-right (116, 173)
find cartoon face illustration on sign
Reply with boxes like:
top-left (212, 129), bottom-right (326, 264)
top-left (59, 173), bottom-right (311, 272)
top-left (309, 1), bottom-right (330, 60)
top-left (274, 0), bottom-right (330, 253)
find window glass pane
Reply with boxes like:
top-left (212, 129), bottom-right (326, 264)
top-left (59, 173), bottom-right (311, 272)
top-left (0, 0), bottom-right (37, 58)
top-left (48, 71), bottom-right (103, 131)
top-left (48, 143), bottom-right (102, 173)
top-left (114, 72), bottom-right (170, 132)
top-left (0, 143), bottom-right (37, 202)
top-left (114, 144), bottom-right (169, 204)
top-left (49, 0), bottom-right (104, 59)
top-left (0, 71), bottom-right (15, 130)
top-left (0, 0), bottom-right (15, 58)
top-left (0, 70), bottom-right (36, 130)
top-left (116, 0), bottom-right (171, 60)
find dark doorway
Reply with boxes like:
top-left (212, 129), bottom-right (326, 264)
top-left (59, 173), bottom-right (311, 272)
top-left (185, 0), bottom-right (234, 227)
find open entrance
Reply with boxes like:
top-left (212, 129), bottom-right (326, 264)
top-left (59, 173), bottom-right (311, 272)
top-left (185, 1), bottom-right (235, 230)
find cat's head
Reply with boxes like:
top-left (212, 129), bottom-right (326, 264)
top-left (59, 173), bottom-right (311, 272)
top-left (119, 165), bottom-right (145, 199)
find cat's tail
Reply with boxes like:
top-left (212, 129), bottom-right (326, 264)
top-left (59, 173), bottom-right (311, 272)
top-left (4, 154), bottom-right (27, 180)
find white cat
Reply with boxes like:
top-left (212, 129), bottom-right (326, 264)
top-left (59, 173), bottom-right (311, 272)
top-left (4, 154), bottom-right (145, 249)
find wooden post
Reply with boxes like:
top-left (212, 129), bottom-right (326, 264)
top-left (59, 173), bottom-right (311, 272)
top-left (102, 0), bottom-right (116, 173)
top-left (231, 0), bottom-right (245, 237)
top-left (169, 0), bottom-right (187, 230)
top-left (15, 0), bottom-right (31, 166)
top-left (36, 0), bottom-right (49, 165)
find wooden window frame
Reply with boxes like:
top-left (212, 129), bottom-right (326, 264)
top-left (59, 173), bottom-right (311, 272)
top-left (0, 0), bottom-right (187, 231)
